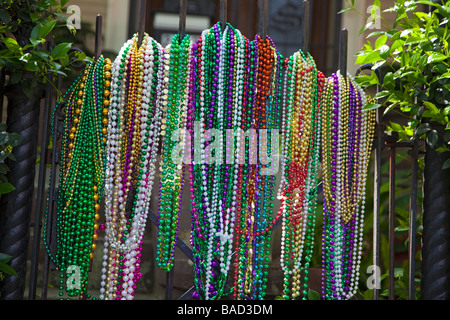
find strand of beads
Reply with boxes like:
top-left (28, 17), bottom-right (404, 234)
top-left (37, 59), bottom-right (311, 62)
top-left (100, 33), bottom-right (163, 300)
top-left (231, 34), bottom-right (282, 300)
top-left (156, 33), bottom-right (192, 271)
top-left (279, 49), bottom-right (323, 300)
top-left (321, 71), bottom-right (376, 300)
top-left (231, 35), bottom-right (257, 300)
top-left (252, 35), bottom-right (284, 300)
top-left (43, 55), bottom-right (111, 300)
top-left (190, 22), bottom-right (248, 300)
top-left (190, 23), bottom-right (224, 300)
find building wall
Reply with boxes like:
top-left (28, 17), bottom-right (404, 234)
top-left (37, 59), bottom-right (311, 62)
top-left (342, 0), bottom-right (397, 76)
top-left (67, 0), bottom-right (130, 56)
top-left (342, 0), bottom-right (428, 76)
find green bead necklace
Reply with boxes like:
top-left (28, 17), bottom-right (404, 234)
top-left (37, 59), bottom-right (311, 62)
top-left (43, 56), bottom-right (111, 300)
top-left (157, 33), bottom-right (192, 271)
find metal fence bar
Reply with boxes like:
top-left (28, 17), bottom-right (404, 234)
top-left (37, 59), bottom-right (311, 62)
top-left (356, 64), bottom-right (383, 300)
top-left (179, 0), bottom-right (187, 40)
top-left (388, 144), bottom-right (396, 300)
top-left (220, 0), bottom-right (228, 30)
top-left (41, 74), bottom-right (62, 299)
top-left (138, 0), bottom-right (147, 45)
top-left (258, 0), bottom-right (268, 37)
top-left (0, 68), bottom-right (4, 123)
top-left (303, 0), bottom-right (309, 52)
top-left (165, 268), bottom-right (174, 300)
top-left (28, 41), bottom-right (54, 300)
top-left (339, 28), bottom-right (348, 78)
top-left (372, 108), bottom-right (383, 301)
top-left (95, 15), bottom-right (103, 59)
top-left (408, 136), bottom-right (419, 300)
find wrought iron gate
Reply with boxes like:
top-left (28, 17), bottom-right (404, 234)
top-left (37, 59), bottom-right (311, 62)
top-left (0, 0), bottom-right (448, 301)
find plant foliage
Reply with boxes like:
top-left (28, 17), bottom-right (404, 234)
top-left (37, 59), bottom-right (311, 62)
top-left (0, 0), bottom-right (90, 99)
top-left (346, 0), bottom-right (450, 169)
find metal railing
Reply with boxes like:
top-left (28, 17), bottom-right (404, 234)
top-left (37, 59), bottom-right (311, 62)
top-left (0, 0), bottom-right (443, 301)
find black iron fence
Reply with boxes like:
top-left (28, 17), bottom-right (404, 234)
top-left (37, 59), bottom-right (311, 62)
top-left (0, 0), bottom-right (449, 301)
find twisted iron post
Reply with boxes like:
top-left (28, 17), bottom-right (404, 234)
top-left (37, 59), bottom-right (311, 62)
top-left (421, 126), bottom-right (450, 300)
top-left (0, 83), bottom-right (42, 300)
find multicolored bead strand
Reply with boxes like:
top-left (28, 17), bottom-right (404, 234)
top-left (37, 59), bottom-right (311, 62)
top-left (231, 35), bottom-right (257, 300)
top-left (279, 49), bottom-right (323, 300)
top-left (100, 33), bottom-right (163, 300)
top-left (231, 34), bottom-right (282, 300)
top-left (321, 71), bottom-right (376, 300)
top-left (190, 22), bottom-right (249, 300)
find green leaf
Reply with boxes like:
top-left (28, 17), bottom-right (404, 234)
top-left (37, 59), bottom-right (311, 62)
top-left (416, 0), bottom-right (441, 7)
top-left (24, 61), bottom-right (39, 72)
top-left (7, 152), bottom-right (16, 162)
top-left (436, 72), bottom-right (450, 81)
top-left (383, 72), bottom-right (395, 90)
top-left (21, 79), bottom-right (35, 100)
top-left (0, 182), bottom-right (15, 194)
top-left (404, 36), bottom-right (426, 45)
top-left (390, 39), bottom-right (404, 53)
top-left (427, 52), bottom-right (448, 64)
top-left (74, 51), bottom-right (87, 62)
top-left (31, 50), bottom-right (49, 61)
top-left (375, 35), bottom-right (388, 49)
top-left (444, 131), bottom-right (450, 142)
top-left (8, 133), bottom-right (22, 147)
top-left (416, 123), bottom-right (431, 136)
top-left (388, 121), bottom-right (404, 132)
top-left (38, 20), bottom-right (57, 39)
top-left (444, 105), bottom-right (450, 116)
top-left (3, 37), bottom-right (20, 52)
top-left (363, 103), bottom-right (382, 111)
top-left (423, 101), bottom-right (439, 115)
top-left (443, 159), bottom-right (450, 170)
top-left (0, 163), bottom-right (9, 175)
top-left (308, 289), bottom-right (321, 300)
top-left (51, 42), bottom-right (72, 60)
top-left (0, 9), bottom-right (11, 24)
top-left (435, 64), bottom-right (449, 74)
top-left (356, 50), bottom-right (382, 65)
top-left (0, 262), bottom-right (18, 277)
top-left (338, 7), bottom-right (353, 14)
top-left (0, 132), bottom-right (8, 145)
top-left (383, 102), bottom-right (399, 116)
top-left (426, 130), bottom-right (439, 148)
top-left (379, 44), bottom-right (390, 59)
top-left (0, 253), bottom-right (12, 263)
top-left (30, 24), bottom-right (41, 42)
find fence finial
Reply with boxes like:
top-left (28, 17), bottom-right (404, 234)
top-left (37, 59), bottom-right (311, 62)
top-left (179, 0), bottom-right (187, 41)
top-left (258, 0), bottom-right (268, 38)
top-left (138, 0), bottom-right (148, 45)
top-left (220, 0), bottom-right (227, 31)
top-left (95, 14), bottom-right (102, 59)
top-left (339, 28), bottom-right (348, 79)
top-left (303, 0), bottom-right (309, 52)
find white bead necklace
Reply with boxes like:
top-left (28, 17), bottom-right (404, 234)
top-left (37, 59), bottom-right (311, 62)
top-left (100, 33), bottom-right (163, 300)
